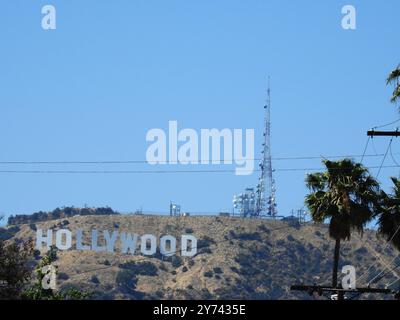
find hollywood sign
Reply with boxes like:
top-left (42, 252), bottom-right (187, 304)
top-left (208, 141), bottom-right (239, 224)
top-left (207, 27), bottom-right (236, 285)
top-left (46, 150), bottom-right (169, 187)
top-left (36, 229), bottom-right (198, 257)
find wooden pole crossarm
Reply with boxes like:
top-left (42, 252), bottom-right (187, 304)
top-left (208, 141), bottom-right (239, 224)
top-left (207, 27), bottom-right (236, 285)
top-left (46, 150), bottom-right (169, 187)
top-left (290, 285), bottom-right (393, 295)
top-left (367, 130), bottom-right (400, 137)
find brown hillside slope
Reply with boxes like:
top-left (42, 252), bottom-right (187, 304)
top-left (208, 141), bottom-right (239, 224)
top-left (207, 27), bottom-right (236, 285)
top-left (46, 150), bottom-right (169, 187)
top-left (4, 215), bottom-right (400, 300)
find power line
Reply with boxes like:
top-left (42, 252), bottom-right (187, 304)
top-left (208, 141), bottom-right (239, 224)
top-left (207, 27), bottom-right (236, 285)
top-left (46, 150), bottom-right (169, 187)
top-left (273, 154), bottom-right (385, 161)
top-left (371, 138), bottom-right (379, 155)
top-left (0, 165), bottom-right (399, 174)
top-left (386, 273), bottom-right (400, 289)
top-left (370, 260), bottom-right (400, 286)
top-left (353, 222), bottom-right (400, 287)
top-left (390, 141), bottom-right (400, 167)
top-left (361, 137), bottom-right (371, 163)
top-left (0, 169), bottom-right (252, 174)
top-left (371, 118), bottom-right (400, 130)
top-left (366, 227), bottom-right (400, 286)
top-left (0, 153), bottom-right (390, 165)
top-left (376, 138), bottom-right (393, 178)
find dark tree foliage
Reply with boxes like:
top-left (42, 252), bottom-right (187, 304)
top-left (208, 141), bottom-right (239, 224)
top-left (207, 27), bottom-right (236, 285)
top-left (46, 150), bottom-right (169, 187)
top-left (376, 177), bottom-right (400, 251)
top-left (22, 248), bottom-right (90, 300)
top-left (171, 256), bottom-right (183, 269)
top-left (0, 240), bottom-right (34, 299)
top-left (203, 271), bottom-right (213, 278)
top-left (119, 261), bottom-right (158, 276)
top-left (116, 269), bottom-right (138, 293)
top-left (387, 65), bottom-right (400, 104)
top-left (90, 275), bottom-right (100, 284)
top-left (46, 246), bottom-right (58, 263)
top-left (8, 206), bottom-right (119, 225)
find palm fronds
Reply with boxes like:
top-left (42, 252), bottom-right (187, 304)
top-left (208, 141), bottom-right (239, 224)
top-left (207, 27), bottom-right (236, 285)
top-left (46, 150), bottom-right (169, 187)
top-left (387, 66), bottom-right (400, 104)
top-left (376, 178), bottom-right (400, 251)
top-left (305, 158), bottom-right (379, 241)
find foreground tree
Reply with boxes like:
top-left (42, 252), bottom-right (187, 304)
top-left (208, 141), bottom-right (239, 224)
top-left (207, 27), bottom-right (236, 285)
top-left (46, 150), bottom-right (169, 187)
top-left (376, 177), bottom-right (400, 251)
top-left (23, 246), bottom-right (90, 300)
top-left (0, 239), bottom-right (34, 299)
top-left (387, 65), bottom-right (400, 104)
top-left (305, 159), bottom-right (380, 290)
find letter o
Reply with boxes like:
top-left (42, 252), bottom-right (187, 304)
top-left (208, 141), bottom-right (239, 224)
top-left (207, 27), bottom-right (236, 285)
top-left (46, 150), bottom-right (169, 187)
top-left (56, 229), bottom-right (72, 250)
top-left (140, 234), bottom-right (157, 255)
top-left (160, 235), bottom-right (177, 256)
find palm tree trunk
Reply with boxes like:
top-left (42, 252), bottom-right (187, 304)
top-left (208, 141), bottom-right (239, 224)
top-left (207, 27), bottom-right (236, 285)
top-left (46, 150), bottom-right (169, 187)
top-left (332, 238), bottom-right (343, 300)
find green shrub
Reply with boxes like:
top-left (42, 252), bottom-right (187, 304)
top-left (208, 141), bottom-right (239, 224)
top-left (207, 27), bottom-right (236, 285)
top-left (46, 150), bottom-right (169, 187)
top-left (200, 288), bottom-right (212, 300)
top-left (204, 271), bottom-right (213, 278)
top-left (159, 263), bottom-right (168, 272)
top-left (171, 256), bottom-right (183, 269)
top-left (236, 232), bottom-right (262, 241)
top-left (213, 267), bottom-right (223, 274)
top-left (116, 269), bottom-right (138, 293)
top-left (33, 250), bottom-right (41, 260)
top-left (119, 261), bottom-right (158, 276)
top-left (355, 247), bottom-right (368, 255)
top-left (230, 266), bottom-right (239, 274)
top-left (103, 259), bottom-right (111, 266)
top-left (90, 275), bottom-right (100, 284)
top-left (198, 236), bottom-right (216, 248)
top-left (45, 246), bottom-right (58, 263)
top-left (287, 235), bottom-right (295, 242)
top-left (58, 272), bottom-right (69, 280)
top-left (257, 224), bottom-right (270, 233)
top-left (276, 239), bottom-right (285, 246)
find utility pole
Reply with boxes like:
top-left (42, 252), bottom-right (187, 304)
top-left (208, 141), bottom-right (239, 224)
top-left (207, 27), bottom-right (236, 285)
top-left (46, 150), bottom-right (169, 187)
top-left (290, 127), bottom-right (400, 300)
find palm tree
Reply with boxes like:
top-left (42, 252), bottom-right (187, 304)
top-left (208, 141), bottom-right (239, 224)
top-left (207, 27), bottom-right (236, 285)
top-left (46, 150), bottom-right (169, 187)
top-left (376, 177), bottom-right (400, 251)
top-left (305, 159), bottom-right (380, 292)
top-left (387, 66), bottom-right (400, 104)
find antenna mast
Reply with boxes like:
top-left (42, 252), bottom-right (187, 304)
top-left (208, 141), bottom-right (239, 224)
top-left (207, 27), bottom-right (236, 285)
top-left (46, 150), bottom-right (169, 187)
top-left (256, 78), bottom-right (277, 217)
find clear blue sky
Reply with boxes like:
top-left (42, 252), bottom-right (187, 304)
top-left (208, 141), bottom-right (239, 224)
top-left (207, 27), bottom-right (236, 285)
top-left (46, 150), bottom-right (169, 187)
top-left (0, 0), bottom-right (399, 224)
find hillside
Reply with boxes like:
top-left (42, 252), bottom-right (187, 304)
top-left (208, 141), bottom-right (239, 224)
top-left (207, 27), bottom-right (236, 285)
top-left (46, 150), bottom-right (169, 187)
top-left (2, 215), bottom-right (399, 300)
